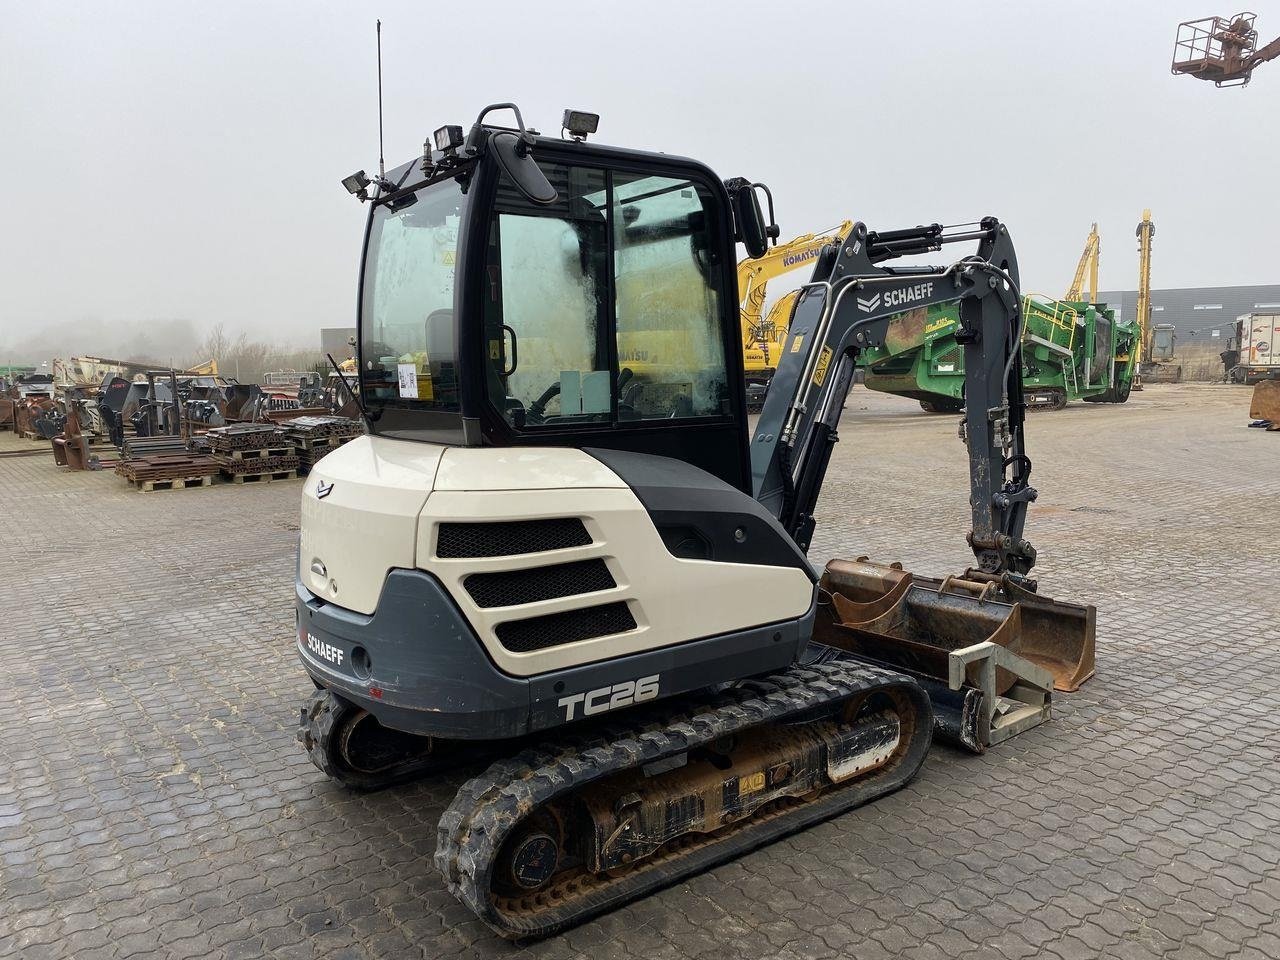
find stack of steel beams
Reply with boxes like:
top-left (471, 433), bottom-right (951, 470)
top-left (280, 416), bottom-right (363, 472)
top-left (115, 453), bottom-right (220, 491)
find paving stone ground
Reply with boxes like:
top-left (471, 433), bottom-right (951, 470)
top-left (1, 382), bottom-right (1277, 960)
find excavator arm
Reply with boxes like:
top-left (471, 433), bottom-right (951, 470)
top-left (1064, 223), bottom-right (1100, 302)
top-left (752, 218), bottom-right (1036, 576)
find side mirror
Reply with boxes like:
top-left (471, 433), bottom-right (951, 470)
top-left (491, 131), bottom-right (558, 205)
top-left (728, 180), bottom-right (777, 259)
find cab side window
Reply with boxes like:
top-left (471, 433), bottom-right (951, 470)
top-left (613, 173), bottom-right (729, 419)
top-left (485, 165), bottom-right (610, 428)
top-left (484, 164), bottom-right (732, 429)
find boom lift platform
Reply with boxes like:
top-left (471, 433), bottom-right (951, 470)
top-left (296, 104), bottom-right (1095, 937)
top-left (1172, 12), bottom-right (1280, 87)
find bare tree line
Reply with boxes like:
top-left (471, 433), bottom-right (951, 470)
top-left (188, 322), bottom-right (327, 384)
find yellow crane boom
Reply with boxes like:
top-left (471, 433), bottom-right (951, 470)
top-left (1064, 223), bottom-right (1100, 303)
top-left (1134, 209), bottom-right (1155, 373)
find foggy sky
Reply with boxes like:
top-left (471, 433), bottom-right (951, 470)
top-left (2, 1), bottom-right (1275, 363)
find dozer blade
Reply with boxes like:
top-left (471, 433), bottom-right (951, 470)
top-left (818, 558), bottom-right (1096, 693)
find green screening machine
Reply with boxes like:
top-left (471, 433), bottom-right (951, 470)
top-left (859, 295), bottom-right (1137, 412)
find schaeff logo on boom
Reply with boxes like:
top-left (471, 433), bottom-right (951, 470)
top-left (883, 281), bottom-right (935, 308)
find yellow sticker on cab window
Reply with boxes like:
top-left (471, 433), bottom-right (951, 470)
top-left (790, 334), bottom-right (804, 353)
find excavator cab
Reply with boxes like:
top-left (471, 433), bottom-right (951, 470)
top-left (357, 107), bottom-right (756, 490)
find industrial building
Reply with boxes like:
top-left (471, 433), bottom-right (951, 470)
top-left (1097, 283), bottom-right (1280, 349)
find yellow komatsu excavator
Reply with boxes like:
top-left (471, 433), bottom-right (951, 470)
top-left (738, 221), bottom-right (851, 406)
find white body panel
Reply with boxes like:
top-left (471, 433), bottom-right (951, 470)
top-left (302, 436), bottom-right (814, 676)
top-left (434, 447), bottom-right (627, 491)
top-left (300, 436), bottom-right (444, 614)
top-left (418, 487), bottom-right (813, 676)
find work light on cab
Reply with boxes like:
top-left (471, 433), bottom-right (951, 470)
top-left (433, 124), bottom-right (464, 154)
top-left (340, 170), bottom-right (370, 200)
top-left (561, 109), bottom-right (599, 141)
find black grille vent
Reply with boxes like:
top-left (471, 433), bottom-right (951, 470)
top-left (934, 343), bottom-right (961, 366)
top-left (436, 518), bottom-right (591, 558)
top-left (495, 602), bottom-right (637, 653)
top-left (464, 559), bottom-right (616, 608)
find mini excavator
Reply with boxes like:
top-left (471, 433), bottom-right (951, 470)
top-left (296, 104), bottom-right (1094, 938)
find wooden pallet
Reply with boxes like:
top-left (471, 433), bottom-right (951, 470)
top-left (289, 434), bottom-right (357, 451)
top-left (223, 469), bottom-right (298, 484)
top-left (130, 475), bottom-right (215, 492)
top-left (214, 445), bottom-right (296, 460)
top-left (298, 447), bottom-right (337, 467)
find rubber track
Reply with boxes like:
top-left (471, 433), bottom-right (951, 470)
top-left (434, 659), bottom-right (932, 939)
top-left (298, 689), bottom-right (452, 791)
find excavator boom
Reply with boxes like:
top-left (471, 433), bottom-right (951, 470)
top-left (1064, 223), bottom-right (1100, 303)
top-left (753, 219), bottom-right (1036, 575)
top-left (1133, 209), bottom-right (1159, 382)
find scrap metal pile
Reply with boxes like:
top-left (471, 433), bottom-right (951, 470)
top-left (5, 360), bottom-right (365, 490)
top-left (14, 396), bottom-right (58, 439)
top-left (279, 416), bottom-right (363, 471)
top-left (114, 453), bottom-right (221, 491)
top-left (204, 424), bottom-right (300, 482)
top-left (103, 417), bottom-right (362, 491)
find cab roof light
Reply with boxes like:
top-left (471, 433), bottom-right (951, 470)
top-left (562, 109), bottom-right (599, 141)
top-left (433, 125), bottom-right (464, 153)
top-left (341, 170), bottom-right (370, 201)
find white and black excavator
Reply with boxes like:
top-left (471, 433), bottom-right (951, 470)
top-left (296, 104), bottom-right (1095, 938)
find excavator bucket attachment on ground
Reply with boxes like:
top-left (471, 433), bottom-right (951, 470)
top-left (1251, 380), bottom-right (1280, 428)
top-left (813, 558), bottom-right (1095, 751)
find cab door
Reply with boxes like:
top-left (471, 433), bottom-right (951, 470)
top-left (474, 150), bottom-right (751, 492)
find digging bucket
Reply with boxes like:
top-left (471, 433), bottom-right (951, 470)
top-left (819, 558), bottom-right (1095, 693)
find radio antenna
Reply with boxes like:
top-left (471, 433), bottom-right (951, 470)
top-left (376, 19), bottom-right (386, 179)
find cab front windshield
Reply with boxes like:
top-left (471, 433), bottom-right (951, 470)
top-left (360, 176), bottom-right (465, 411)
